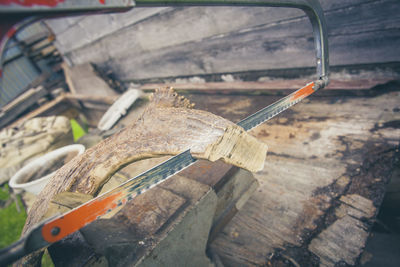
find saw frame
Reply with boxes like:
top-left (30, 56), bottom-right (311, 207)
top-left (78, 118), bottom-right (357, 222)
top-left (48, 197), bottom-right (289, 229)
top-left (0, 0), bottom-right (329, 265)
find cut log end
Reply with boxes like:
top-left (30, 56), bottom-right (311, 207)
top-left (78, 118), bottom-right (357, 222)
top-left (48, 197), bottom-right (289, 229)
top-left (198, 125), bottom-right (267, 172)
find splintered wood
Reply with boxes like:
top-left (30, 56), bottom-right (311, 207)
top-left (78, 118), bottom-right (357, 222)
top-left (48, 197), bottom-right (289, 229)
top-left (18, 87), bottom-right (267, 266)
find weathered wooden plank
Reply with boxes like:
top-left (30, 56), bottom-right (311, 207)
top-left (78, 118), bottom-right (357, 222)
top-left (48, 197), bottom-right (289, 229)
top-left (65, 9), bottom-right (314, 79)
top-left (62, 63), bottom-right (117, 97)
top-left (6, 94), bottom-right (72, 129)
top-left (139, 78), bottom-right (394, 92)
top-left (46, 0), bottom-right (400, 81)
top-left (50, 6), bottom-right (302, 56)
top-left (47, 8), bottom-right (172, 53)
top-left (50, 0), bottom-right (371, 57)
top-left (0, 86), bottom-right (47, 128)
top-left (207, 83), bottom-right (400, 266)
top-left (2, 92), bottom-right (114, 131)
top-left (65, 93), bottom-right (118, 105)
top-left (309, 195), bottom-right (376, 266)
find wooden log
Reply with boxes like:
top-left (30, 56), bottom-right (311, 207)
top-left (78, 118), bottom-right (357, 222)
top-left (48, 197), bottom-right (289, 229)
top-left (18, 87), bottom-right (267, 266)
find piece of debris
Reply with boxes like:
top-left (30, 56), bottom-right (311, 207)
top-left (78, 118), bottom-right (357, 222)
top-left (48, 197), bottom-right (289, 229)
top-left (97, 87), bottom-right (143, 131)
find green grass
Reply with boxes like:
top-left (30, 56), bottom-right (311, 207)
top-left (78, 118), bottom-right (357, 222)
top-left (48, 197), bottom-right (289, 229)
top-left (0, 185), bottom-right (27, 249)
top-left (0, 185), bottom-right (54, 266)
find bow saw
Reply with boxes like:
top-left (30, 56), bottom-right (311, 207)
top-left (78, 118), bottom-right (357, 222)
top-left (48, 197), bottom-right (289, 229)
top-left (0, 0), bottom-right (329, 265)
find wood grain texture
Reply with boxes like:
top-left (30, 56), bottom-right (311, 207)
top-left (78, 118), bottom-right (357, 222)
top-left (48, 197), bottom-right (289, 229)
top-left (46, 0), bottom-right (400, 81)
top-left (206, 82), bottom-right (400, 266)
top-left (309, 194), bottom-right (376, 266)
top-left (139, 78), bottom-right (396, 91)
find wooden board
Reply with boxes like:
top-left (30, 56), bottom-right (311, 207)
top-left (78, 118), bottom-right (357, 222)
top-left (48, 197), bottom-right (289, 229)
top-left (65, 80), bottom-right (398, 267)
top-left (45, 0), bottom-right (400, 81)
top-left (62, 62), bottom-right (117, 98)
top-left (139, 78), bottom-right (395, 92)
top-left (202, 81), bottom-right (400, 266)
top-left (5, 93), bottom-right (117, 129)
top-left (0, 86), bottom-right (47, 129)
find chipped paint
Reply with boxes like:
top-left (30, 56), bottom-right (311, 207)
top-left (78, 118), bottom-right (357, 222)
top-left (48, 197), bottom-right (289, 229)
top-left (0, 0), bottom-right (64, 7)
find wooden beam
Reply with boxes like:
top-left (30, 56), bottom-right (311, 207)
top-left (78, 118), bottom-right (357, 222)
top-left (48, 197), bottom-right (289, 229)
top-left (0, 86), bottom-right (47, 129)
top-left (139, 78), bottom-right (394, 92)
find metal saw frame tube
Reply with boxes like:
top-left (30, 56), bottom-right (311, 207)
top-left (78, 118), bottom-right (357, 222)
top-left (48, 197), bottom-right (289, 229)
top-left (135, 0), bottom-right (330, 89)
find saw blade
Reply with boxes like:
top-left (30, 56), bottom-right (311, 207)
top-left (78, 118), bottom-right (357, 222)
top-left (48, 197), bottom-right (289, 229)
top-left (0, 82), bottom-right (316, 266)
top-left (238, 81), bottom-right (315, 130)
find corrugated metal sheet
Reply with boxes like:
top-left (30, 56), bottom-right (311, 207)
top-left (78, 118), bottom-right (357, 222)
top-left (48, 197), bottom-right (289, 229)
top-left (0, 22), bottom-right (52, 108)
top-left (0, 57), bottom-right (40, 107)
top-left (2, 39), bottom-right (21, 62)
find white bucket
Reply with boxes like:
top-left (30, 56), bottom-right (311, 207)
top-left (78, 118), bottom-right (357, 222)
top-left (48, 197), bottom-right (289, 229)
top-left (9, 144), bottom-right (85, 195)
